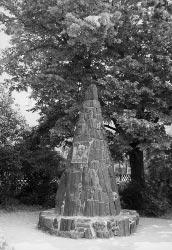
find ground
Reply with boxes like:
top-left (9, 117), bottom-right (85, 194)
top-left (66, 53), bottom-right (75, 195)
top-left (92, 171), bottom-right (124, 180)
top-left (0, 208), bottom-right (172, 250)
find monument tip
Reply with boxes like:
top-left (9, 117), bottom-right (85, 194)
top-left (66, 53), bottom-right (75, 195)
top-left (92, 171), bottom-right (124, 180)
top-left (85, 84), bottom-right (98, 101)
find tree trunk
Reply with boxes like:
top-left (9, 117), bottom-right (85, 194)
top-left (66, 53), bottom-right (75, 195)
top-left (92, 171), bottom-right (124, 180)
top-left (127, 143), bottom-right (145, 211)
top-left (129, 143), bottom-right (145, 187)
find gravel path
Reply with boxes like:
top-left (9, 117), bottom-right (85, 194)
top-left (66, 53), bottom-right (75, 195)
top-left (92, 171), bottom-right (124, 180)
top-left (0, 210), bottom-right (172, 250)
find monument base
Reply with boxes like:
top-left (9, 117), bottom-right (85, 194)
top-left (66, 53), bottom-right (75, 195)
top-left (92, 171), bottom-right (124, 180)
top-left (38, 209), bottom-right (139, 239)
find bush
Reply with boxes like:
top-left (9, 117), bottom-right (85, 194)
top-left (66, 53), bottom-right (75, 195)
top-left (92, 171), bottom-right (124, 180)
top-left (0, 146), bottom-right (23, 205)
top-left (17, 169), bottom-right (59, 208)
top-left (119, 150), bottom-right (172, 217)
top-left (15, 145), bottom-right (66, 208)
top-left (119, 182), bottom-right (144, 212)
top-left (142, 183), bottom-right (170, 217)
top-left (119, 180), bottom-right (171, 217)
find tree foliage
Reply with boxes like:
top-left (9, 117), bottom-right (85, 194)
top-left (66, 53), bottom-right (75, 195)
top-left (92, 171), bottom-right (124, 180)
top-left (0, 83), bottom-right (27, 204)
top-left (0, 82), bottom-right (65, 207)
top-left (0, 83), bottom-right (27, 145)
top-left (16, 135), bottom-right (66, 206)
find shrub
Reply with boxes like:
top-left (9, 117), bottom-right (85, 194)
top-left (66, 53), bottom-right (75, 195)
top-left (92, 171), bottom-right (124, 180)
top-left (119, 179), bottom-right (171, 217)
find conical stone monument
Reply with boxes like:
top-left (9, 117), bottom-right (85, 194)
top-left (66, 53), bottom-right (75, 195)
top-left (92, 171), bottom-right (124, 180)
top-left (38, 84), bottom-right (139, 239)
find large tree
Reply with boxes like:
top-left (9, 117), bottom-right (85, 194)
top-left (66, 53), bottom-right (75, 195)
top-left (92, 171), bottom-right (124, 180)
top-left (0, 0), bottom-right (172, 194)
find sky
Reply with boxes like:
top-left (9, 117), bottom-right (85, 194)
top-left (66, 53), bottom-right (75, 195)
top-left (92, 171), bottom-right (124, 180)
top-left (0, 30), bottom-right (40, 127)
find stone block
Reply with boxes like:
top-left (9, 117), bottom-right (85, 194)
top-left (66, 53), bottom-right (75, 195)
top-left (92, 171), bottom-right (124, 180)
top-left (118, 219), bottom-right (125, 236)
top-left (71, 231), bottom-right (84, 239)
top-left (60, 218), bottom-right (75, 231)
top-left (92, 221), bottom-right (106, 231)
top-left (39, 216), bottom-right (54, 230)
top-left (124, 218), bottom-right (130, 236)
top-left (53, 218), bottom-right (59, 229)
top-left (96, 231), bottom-right (110, 238)
top-left (136, 215), bottom-right (140, 225)
top-left (129, 219), bottom-right (137, 234)
top-left (77, 227), bottom-right (85, 233)
top-left (107, 220), bottom-right (120, 236)
top-left (76, 223), bottom-right (90, 228)
top-left (98, 202), bottom-right (106, 216)
top-left (58, 231), bottom-right (72, 238)
top-left (84, 228), bottom-right (95, 239)
top-left (84, 200), bottom-right (97, 216)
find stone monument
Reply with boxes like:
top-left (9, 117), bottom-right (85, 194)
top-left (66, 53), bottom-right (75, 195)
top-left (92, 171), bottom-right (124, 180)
top-left (38, 84), bottom-right (139, 239)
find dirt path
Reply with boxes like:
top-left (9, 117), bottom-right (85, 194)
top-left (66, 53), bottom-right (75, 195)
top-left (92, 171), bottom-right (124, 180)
top-left (0, 210), bottom-right (172, 250)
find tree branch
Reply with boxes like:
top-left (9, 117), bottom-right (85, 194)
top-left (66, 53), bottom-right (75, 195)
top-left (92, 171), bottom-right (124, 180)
top-left (26, 43), bottom-right (61, 54)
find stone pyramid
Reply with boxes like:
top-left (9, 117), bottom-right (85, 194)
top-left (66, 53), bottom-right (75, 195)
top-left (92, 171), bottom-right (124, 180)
top-left (38, 84), bottom-right (139, 239)
top-left (55, 84), bottom-right (121, 216)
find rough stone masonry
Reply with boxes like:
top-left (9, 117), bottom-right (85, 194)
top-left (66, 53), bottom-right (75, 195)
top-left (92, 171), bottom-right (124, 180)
top-left (38, 84), bottom-right (139, 239)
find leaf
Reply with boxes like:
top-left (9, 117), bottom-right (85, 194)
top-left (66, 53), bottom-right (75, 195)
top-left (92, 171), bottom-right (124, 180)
top-left (67, 23), bottom-right (81, 37)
